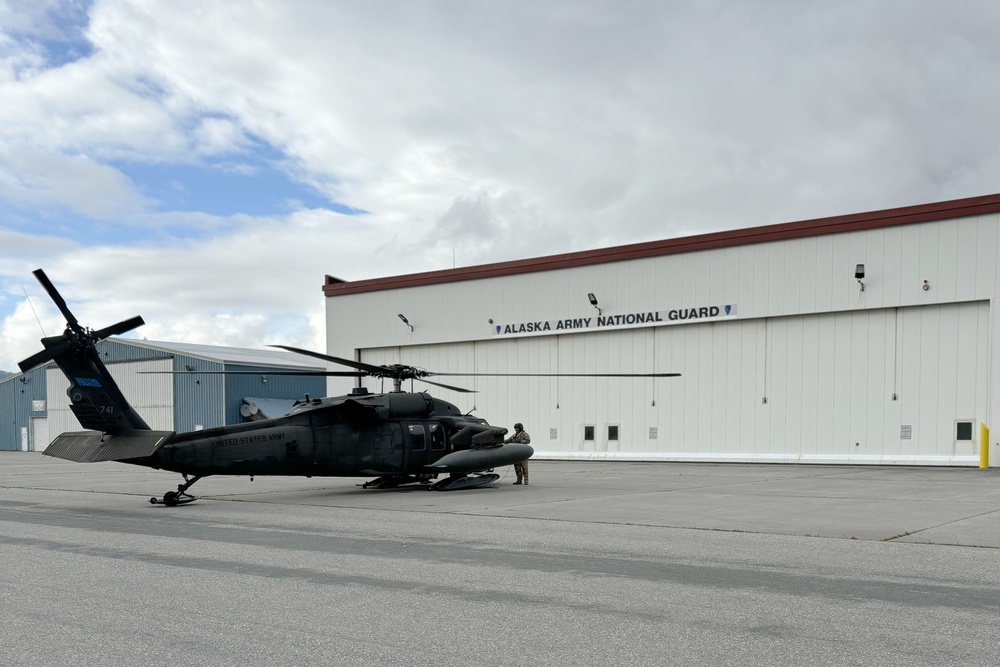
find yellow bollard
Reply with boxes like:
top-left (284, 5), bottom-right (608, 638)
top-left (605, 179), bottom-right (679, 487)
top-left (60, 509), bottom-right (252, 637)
top-left (980, 423), bottom-right (989, 469)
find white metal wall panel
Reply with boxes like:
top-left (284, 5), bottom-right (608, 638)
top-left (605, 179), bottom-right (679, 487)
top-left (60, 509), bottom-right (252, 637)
top-left (46, 359), bottom-right (175, 435)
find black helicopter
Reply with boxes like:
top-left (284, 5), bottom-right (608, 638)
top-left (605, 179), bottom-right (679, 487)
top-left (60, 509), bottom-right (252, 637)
top-left (19, 269), bottom-right (679, 506)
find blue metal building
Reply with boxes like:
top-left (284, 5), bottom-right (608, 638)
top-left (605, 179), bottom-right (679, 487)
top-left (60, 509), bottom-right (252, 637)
top-left (0, 338), bottom-right (327, 451)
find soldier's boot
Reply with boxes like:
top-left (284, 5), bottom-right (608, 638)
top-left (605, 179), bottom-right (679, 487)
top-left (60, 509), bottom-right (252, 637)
top-left (513, 480), bottom-right (522, 485)
top-left (523, 477), bottom-right (529, 485)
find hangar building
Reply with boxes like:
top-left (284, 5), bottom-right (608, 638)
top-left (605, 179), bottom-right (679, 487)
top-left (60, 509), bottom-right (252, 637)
top-left (323, 193), bottom-right (1000, 467)
top-left (0, 339), bottom-right (325, 452)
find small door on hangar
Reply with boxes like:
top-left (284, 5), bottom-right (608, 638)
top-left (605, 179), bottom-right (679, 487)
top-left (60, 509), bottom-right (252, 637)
top-left (30, 417), bottom-right (49, 452)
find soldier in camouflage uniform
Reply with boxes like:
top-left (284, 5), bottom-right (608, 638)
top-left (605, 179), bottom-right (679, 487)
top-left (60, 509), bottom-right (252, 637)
top-left (505, 422), bottom-right (531, 485)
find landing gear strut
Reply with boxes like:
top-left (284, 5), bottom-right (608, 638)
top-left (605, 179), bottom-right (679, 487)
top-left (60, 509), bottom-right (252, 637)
top-left (150, 474), bottom-right (204, 506)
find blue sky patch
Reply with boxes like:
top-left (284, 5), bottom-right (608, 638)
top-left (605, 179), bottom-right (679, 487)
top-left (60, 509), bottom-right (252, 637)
top-left (38, 33), bottom-right (94, 67)
top-left (114, 148), bottom-right (365, 218)
top-left (19, 1), bottom-right (95, 68)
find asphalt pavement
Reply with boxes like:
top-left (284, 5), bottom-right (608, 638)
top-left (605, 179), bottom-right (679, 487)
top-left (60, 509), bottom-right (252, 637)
top-left (2, 453), bottom-right (999, 666)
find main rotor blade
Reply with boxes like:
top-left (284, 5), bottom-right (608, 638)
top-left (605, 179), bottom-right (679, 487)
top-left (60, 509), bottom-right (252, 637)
top-left (33, 269), bottom-right (80, 331)
top-left (271, 344), bottom-right (680, 379)
top-left (427, 372), bottom-right (682, 378)
top-left (269, 345), bottom-right (388, 375)
top-left (91, 315), bottom-right (145, 341)
top-left (417, 378), bottom-right (477, 393)
top-left (138, 370), bottom-right (366, 377)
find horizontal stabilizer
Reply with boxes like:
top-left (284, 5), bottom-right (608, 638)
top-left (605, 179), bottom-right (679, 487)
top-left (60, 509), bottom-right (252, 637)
top-left (44, 430), bottom-right (174, 463)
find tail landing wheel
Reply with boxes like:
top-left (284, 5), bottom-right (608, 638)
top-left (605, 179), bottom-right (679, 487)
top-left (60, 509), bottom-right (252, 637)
top-left (150, 474), bottom-right (204, 506)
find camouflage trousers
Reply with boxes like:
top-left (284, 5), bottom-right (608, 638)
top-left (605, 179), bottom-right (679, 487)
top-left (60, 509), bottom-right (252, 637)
top-left (514, 460), bottom-right (529, 484)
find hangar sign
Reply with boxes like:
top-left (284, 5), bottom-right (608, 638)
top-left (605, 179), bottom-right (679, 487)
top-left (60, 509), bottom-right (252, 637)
top-left (493, 304), bottom-right (737, 337)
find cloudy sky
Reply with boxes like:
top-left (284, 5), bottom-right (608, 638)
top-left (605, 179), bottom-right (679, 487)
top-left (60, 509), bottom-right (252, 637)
top-left (2, 0), bottom-right (999, 372)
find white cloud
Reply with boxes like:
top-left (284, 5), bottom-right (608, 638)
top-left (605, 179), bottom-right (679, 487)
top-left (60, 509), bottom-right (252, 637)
top-left (0, 206), bottom-right (438, 370)
top-left (0, 150), bottom-right (148, 218)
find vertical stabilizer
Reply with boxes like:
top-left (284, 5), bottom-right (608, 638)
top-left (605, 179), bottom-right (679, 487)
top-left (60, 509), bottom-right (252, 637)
top-left (18, 269), bottom-right (149, 435)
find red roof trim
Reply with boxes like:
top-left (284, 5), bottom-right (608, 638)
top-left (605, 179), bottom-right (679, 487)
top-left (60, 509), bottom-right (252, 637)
top-left (323, 193), bottom-right (1000, 297)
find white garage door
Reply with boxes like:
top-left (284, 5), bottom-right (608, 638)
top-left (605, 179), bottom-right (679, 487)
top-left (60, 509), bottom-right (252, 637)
top-left (765, 302), bottom-right (988, 462)
top-left (30, 417), bottom-right (49, 452)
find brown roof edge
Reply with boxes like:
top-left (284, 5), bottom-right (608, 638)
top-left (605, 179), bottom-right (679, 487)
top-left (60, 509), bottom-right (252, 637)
top-left (323, 192), bottom-right (1000, 297)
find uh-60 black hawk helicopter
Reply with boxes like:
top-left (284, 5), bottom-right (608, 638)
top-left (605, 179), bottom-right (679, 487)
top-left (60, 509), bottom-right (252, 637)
top-left (19, 269), bottom-right (679, 506)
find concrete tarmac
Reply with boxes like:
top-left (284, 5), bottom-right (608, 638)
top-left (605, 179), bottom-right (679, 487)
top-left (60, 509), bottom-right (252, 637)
top-left (2, 453), bottom-right (999, 666)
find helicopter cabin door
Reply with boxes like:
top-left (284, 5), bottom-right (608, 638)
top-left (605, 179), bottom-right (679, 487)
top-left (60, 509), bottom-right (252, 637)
top-left (364, 422), bottom-right (404, 474)
top-left (403, 422), bottom-right (447, 470)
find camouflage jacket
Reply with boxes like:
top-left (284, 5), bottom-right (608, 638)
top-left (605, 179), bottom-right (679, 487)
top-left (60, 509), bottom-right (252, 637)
top-left (505, 429), bottom-right (531, 445)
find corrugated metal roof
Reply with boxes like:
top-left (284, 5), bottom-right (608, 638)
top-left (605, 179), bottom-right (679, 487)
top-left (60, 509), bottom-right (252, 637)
top-left (111, 338), bottom-right (325, 369)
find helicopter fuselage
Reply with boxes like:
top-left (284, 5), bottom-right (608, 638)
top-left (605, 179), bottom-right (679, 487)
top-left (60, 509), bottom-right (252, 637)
top-left (127, 389), bottom-right (528, 480)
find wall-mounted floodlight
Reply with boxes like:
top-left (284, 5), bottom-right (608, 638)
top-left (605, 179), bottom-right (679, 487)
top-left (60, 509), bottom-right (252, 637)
top-left (398, 313), bottom-right (413, 332)
top-left (261, 375), bottom-right (268, 384)
top-left (18, 376), bottom-right (26, 384)
top-left (587, 293), bottom-right (602, 316)
top-left (184, 364), bottom-right (195, 372)
top-left (855, 264), bottom-right (865, 292)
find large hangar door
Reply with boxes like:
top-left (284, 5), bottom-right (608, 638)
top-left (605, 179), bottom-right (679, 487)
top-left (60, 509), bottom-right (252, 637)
top-left (654, 318), bottom-right (765, 457)
top-left (556, 329), bottom-right (655, 453)
top-left (766, 302), bottom-right (987, 461)
top-left (654, 302), bottom-right (987, 462)
top-left (767, 309), bottom-right (896, 458)
top-left (896, 302), bottom-right (989, 458)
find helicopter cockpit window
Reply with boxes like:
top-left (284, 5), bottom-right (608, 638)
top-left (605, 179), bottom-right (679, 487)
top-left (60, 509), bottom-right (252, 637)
top-left (408, 424), bottom-right (426, 451)
top-left (429, 423), bottom-right (446, 450)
